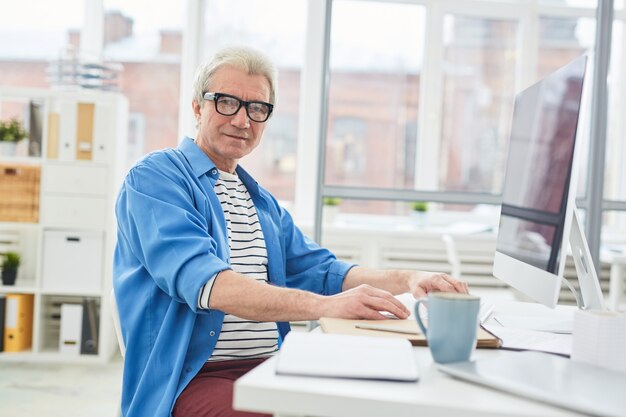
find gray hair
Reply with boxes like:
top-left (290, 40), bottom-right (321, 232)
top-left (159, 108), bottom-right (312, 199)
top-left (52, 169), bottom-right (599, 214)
top-left (192, 45), bottom-right (278, 106)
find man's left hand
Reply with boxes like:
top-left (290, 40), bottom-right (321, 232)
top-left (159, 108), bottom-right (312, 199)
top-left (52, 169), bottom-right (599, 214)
top-left (407, 271), bottom-right (469, 299)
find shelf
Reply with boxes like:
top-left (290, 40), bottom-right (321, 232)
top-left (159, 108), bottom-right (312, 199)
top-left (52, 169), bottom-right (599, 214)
top-left (0, 156), bottom-right (42, 165)
top-left (0, 221), bottom-right (39, 228)
top-left (0, 350), bottom-right (33, 361)
top-left (0, 283), bottom-right (37, 294)
top-left (44, 159), bottom-right (108, 168)
top-left (40, 290), bottom-right (102, 297)
top-left (0, 87), bottom-right (127, 364)
top-left (0, 350), bottom-right (107, 364)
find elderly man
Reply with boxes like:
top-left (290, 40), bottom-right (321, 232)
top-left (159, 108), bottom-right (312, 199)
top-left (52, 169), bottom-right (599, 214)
top-left (113, 45), bottom-right (468, 417)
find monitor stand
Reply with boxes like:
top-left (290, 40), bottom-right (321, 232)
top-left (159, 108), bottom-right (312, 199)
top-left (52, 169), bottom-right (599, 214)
top-left (491, 209), bottom-right (605, 334)
top-left (569, 208), bottom-right (605, 310)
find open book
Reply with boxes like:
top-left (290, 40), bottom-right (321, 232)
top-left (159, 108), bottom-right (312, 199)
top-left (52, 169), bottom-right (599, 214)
top-left (275, 331), bottom-right (419, 382)
top-left (319, 317), bottom-right (501, 348)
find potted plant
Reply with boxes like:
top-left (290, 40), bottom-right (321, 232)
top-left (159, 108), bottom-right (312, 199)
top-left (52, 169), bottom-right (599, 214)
top-left (0, 118), bottom-right (28, 156)
top-left (411, 201), bottom-right (429, 228)
top-left (1, 251), bottom-right (21, 286)
top-left (322, 197), bottom-right (342, 224)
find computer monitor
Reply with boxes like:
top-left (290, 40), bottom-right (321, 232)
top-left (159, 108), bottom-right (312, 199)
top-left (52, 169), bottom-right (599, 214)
top-left (493, 55), bottom-right (605, 310)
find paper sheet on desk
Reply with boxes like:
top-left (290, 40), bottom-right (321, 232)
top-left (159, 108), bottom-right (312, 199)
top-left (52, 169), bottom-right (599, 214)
top-left (483, 324), bottom-right (572, 356)
top-left (493, 312), bottom-right (574, 334)
top-left (572, 310), bottom-right (626, 373)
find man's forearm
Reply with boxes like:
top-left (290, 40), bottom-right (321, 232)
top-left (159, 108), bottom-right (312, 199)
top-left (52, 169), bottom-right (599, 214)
top-left (341, 266), bottom-right (411, 295)
top-left (208, 267), bottom-right (460, 322)
top-left (208, 270), bottom-right (326, 322)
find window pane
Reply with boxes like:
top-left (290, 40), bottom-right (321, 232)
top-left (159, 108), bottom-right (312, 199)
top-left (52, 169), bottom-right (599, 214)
top-left (0, 0), bottom-right (83, 88)
top-left (201, 0), bottom-right (307, 203)
top-left (603, 211), bottom-right (626, 244)
top-left (537, 15), bottom-right (595, 200)
top-left (440, 15), bottom-right (518, 193)
top-left (605, 21), bottom-right (626, 201)
top-left (325, 0), bottom-right (425, 190)
top-left (103, 1), bottom-right (183, 168)
top-left (538, 16), bottom-right (595, 78)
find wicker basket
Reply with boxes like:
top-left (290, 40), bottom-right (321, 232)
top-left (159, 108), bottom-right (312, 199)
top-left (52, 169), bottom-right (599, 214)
top-left (0, 164), bottom-right (41, 223)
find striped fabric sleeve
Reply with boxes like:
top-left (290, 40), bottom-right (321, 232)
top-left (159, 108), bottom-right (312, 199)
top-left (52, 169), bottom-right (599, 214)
top-left (197, 273), bottom-right (218, 309)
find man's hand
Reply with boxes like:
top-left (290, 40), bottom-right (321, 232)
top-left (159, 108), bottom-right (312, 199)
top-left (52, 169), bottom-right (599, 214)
top-left (407, 271), bottom-right (469, 299)
top-left (320, 284), bottom-right (410, 320)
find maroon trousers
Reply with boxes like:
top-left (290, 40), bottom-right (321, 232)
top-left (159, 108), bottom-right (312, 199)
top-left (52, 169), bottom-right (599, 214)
top-left (173, 358), bottom-right (271, 417)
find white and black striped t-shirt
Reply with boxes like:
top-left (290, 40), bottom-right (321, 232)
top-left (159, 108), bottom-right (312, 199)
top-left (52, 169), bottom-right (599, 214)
top-left (198, 170), bottom-right (279, 361)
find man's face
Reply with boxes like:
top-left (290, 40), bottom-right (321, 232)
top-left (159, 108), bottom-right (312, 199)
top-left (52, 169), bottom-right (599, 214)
top-left (193, 64), bottom-right (271, 173)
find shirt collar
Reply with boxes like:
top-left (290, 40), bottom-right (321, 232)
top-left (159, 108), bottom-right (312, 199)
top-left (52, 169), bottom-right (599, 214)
top-left (179, 137), bottom-right (218, 178)
top-left (178, 137), bottom-right (260, 195)
top-left (235, 164), bottom-right (259, 195)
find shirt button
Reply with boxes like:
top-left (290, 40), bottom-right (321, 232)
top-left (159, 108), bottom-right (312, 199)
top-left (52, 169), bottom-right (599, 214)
top-left (210, 169), bottom-right (217, 175)
top-left (185, 367), bottom-right (191, 373)
top-left (209, 331), bottom-right (215, 337)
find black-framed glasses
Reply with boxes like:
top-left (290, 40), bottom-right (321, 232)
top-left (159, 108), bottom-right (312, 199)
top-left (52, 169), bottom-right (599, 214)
top-left (203, 92), bottom-right (273, 123)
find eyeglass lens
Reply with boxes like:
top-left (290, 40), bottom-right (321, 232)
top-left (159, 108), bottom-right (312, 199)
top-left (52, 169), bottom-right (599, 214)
top-left (216, 96), bottom-right (270, 122)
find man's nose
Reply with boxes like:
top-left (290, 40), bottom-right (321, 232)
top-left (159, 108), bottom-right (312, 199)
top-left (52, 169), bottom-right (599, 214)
top-left (231, 106), bottom-right (250, 128)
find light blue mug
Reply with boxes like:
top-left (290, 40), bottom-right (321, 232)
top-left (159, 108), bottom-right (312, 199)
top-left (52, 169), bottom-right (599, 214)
top-left (415, 292), bottom-right (480, 364)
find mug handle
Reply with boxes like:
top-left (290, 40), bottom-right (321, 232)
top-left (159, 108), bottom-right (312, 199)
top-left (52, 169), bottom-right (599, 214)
top-left (414, 298), bottom-right (428, 337)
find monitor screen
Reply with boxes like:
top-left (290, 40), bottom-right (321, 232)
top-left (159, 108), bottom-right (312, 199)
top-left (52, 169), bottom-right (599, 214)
top-left (496, 56), bottom-right (586, 275)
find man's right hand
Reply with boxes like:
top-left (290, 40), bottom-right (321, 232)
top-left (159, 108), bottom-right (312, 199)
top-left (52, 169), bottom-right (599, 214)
top-left (319, 284), bottom-right (410, 320)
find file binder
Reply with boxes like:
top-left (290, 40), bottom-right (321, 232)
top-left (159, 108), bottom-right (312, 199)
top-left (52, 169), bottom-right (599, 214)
top-left (59, 303), bottom-right (83, 355)
top-left (80, 298), bottom-right (99, 355)
top-left (0, 294), bottom-right (5, 352)
top-left (4, 293), bottom-right (34, 352)
top-left (75, 102), bottom-right (94, 161)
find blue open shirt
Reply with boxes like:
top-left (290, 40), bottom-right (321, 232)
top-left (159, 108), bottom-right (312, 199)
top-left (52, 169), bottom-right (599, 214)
top-left (113, 137), bottom-right (353, 417)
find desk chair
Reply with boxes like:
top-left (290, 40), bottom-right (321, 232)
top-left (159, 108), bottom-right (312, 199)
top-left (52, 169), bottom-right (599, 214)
top-left (110, 288), bottom-right (126, 357)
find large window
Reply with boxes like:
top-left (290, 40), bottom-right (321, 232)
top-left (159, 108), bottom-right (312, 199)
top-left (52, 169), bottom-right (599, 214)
top-left (440, 14), bottom-right (518, 194)
top-left (537, 16), bottom-right (594, 78)
top-left (325, 0), bottom-right (426, 215)
top-left (0, 0), bottom-right (84, 88)
top-left (201, 0), bottom-right (307, 203)
top-left (605, 19), bottom-right (626, 197)
top-left (605, 16), bottom-right (626, 233)
top-left (103, 0), bottom-right (183, 168)
top-left (537, 15), bottom-right (594, 199)
top-left (2, 0), bottom-right (625, 244)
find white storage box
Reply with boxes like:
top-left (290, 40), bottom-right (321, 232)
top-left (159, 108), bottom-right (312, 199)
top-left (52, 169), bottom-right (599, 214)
top-left (41, 230), bottom-right (104, 293)
top-left (42, 164), bottom-right (108, 196)
top-left (42, 195), bottom-right (107, 229)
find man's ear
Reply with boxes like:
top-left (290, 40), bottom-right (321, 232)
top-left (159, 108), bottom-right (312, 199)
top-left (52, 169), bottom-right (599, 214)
top-left (192, 100), bottom-right (202, 120)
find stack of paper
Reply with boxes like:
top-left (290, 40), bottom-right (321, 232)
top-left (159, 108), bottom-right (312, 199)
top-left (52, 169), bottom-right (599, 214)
top-left (275, 332), bottom-right (419, 382)
top-left (572, 309), bottom-right (626, 372)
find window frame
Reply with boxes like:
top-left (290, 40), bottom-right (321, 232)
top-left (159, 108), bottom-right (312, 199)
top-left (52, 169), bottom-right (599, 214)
top-left (75, 0), bottom-right (623, 257)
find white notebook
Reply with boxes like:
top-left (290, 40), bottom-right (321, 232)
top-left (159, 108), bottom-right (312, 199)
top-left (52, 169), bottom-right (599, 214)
top-left (276, 332), bottom-right (419, 382)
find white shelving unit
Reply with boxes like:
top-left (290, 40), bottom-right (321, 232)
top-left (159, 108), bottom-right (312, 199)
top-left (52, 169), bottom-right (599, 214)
top-left (0, 87), bottom-right (128, 363)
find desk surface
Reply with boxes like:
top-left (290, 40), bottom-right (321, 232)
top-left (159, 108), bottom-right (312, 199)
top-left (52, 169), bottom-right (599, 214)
top-left (234, 347), bottom-right (578, 417)
top-left (234, 302), bottom-right (585, 417)
top-left (234, 348), bottom-right (586, 417)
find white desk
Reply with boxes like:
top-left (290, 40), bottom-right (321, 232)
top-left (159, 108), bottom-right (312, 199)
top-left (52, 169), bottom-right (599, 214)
top-left (234, 302), bottom-right (585, 417)
top-left (233, 347), bottom-right (584, 417)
